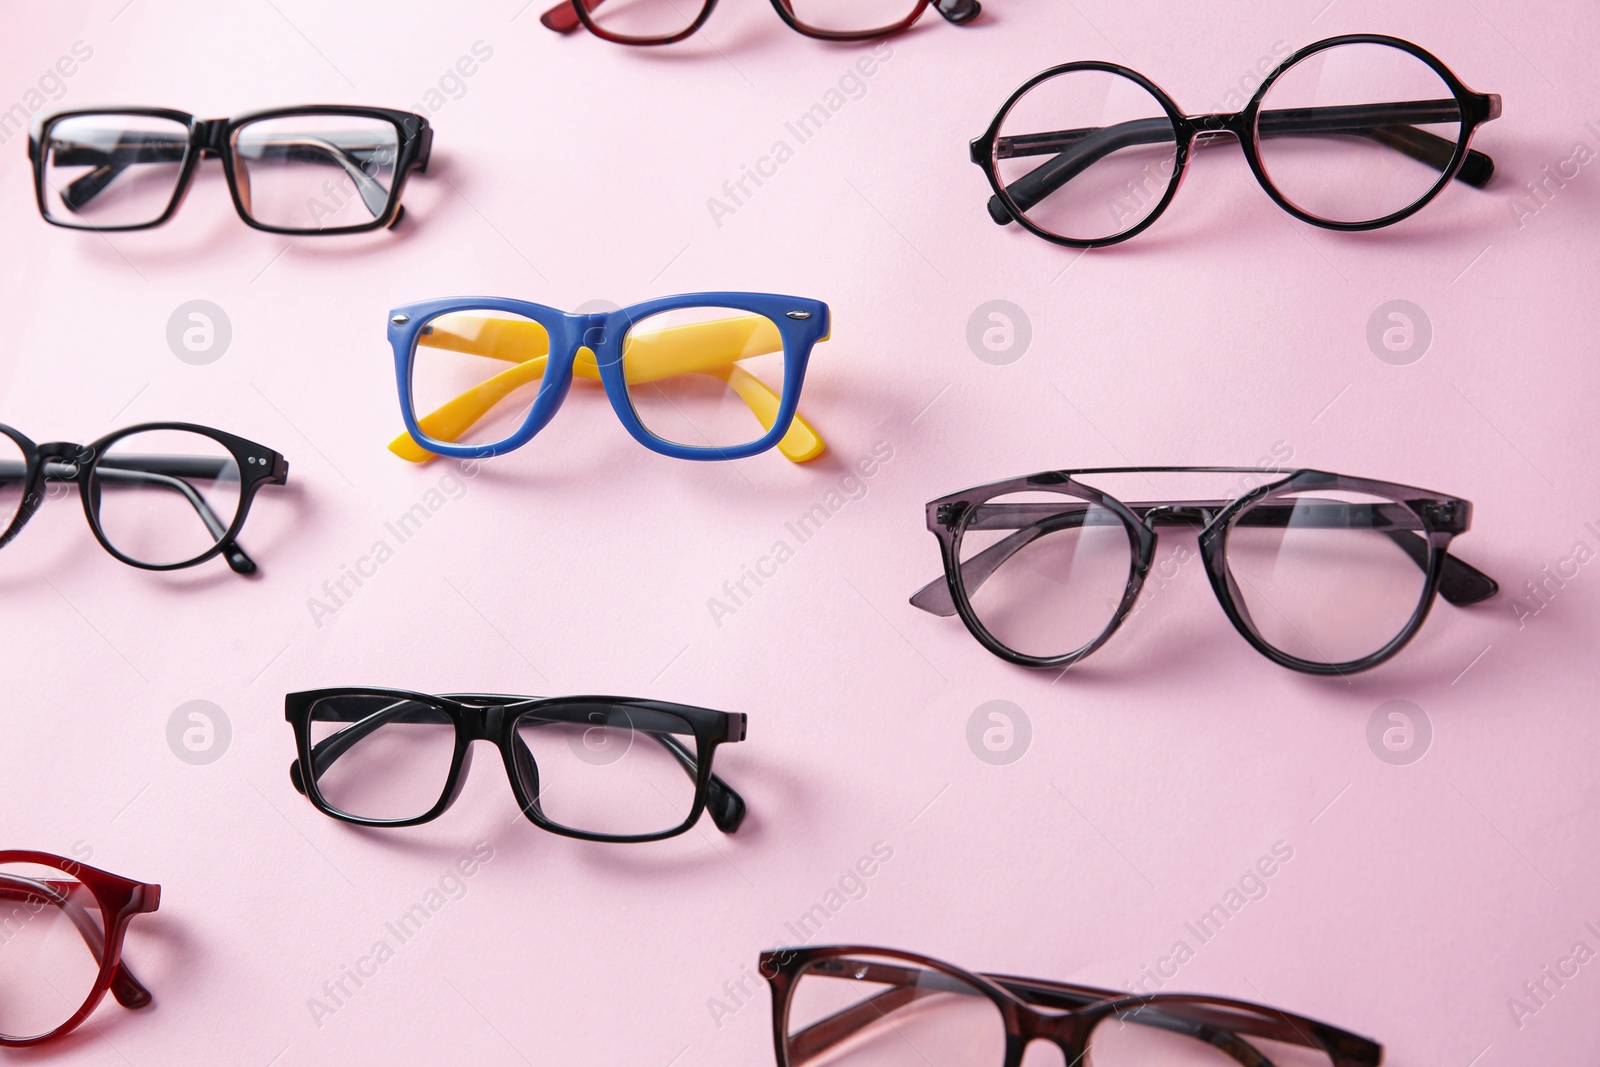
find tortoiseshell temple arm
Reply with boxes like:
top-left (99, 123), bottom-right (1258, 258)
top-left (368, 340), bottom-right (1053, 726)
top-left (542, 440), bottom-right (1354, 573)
top-left (910, 498), bottom-right (1499, 616)
top-left (0, 876), bottom-right (154, 1009)
top-left (987, 99), bottom-right (1500, 224)
top-left (784, 958), bottom-right (1379, 1067)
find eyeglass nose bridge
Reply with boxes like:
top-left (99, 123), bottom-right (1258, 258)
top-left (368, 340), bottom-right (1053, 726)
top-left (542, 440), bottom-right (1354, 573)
top-left (1185, 112), bottom-right (1251, 145)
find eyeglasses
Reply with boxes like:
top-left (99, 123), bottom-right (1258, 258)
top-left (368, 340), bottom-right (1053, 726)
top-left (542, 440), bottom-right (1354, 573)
top-left (286, 688), bottom-right (748, 842)
top-left (386, 293), bottom-right (829, 464)
top-left (0, 422), bottom-right (287, 575)
top-left (0, 851), bottom-right (160, 1048)
top-left (761, 946), bottom-right (1382, 1067)
top-left (911, 467), bottom-right (1499, 674)
top-left (539, 0), bottom-right (980, 45)
top-left (973, 35), bottom-right (1500, 247)
top-left (29, 106), bottom-right (431, 233)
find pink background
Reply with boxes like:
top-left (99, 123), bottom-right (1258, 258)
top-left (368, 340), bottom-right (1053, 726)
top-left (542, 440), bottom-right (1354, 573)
top-left (3, 0), bottom-right (1598, 1063)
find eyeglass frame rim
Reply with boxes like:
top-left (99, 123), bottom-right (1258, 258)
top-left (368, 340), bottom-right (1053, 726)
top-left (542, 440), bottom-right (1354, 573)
top-left (28, 104), bottom-right (432, 235)
top-left (759, 944), bottom-right (1381, 1067)
top-left (388, 292), bottom-right (828, 462)
top-left (970, 33), bottom-right (1501, 248)
top-left (0, 420), bottom-right (288, 572)
top-left (921, 466), bottom-right (1476, 675)
top-left (0, 849), bottom-right (161, 1048)
top-left (284, 686), bottom-right (746, 842)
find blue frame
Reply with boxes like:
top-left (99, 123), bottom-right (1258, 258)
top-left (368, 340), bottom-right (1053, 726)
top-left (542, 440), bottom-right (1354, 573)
top-left (388, 292), bottom-right (829, 461)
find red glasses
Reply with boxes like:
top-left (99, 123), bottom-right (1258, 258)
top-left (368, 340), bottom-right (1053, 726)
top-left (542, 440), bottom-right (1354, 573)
top-left (540, 0), bottom-right (981, 46)
top-left (0, 851), bottom-right (160, 1047)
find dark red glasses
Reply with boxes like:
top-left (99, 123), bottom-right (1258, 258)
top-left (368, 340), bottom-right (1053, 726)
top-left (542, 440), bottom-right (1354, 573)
top-left (0, 851), bottom-right (160, 1047)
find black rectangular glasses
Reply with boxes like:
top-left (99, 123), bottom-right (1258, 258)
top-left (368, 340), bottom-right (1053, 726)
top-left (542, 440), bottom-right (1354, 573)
top-left (974, 35), bottom-right (1500, 246)
top-left (0, 422), bottom-right (287, 575)
top-left (29, 105), bottom-right (431, 233)
top-left (911, 467), bottom-right (1499, 675)
top-left (286, 688), bottom-right (748, 843)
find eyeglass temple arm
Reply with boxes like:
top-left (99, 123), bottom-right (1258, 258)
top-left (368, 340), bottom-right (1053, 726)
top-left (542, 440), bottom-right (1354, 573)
top-left (650, 733), bottom-right (746, 833)
top-left (909, 499), bottom-right (1496, 615)
top-left (0, 457), bottom-right (259, 575)
top-left (0, 875), bottom-right (154, 1010)
top-left (784, 960), bottom-right (1315, 1067)
top-left (990, 973), bottom-right (1380, 1067)
top-left (987, 100), bottom-right (1496, 225)
top-left (540, 0), bottom-right (600, 32)
top-left (386, 314), bottom-right (825, 463)
top-left (52, 129), bottom-right (396, 218)
top-left (58, 455), bottom-right (261, 576)
top-left (290, 699), bottom-right (446, 793)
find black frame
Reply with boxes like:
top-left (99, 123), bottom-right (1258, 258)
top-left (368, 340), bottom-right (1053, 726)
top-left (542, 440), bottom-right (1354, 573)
top-left (0, 421), bottom-right (288, 575)
top-left (972, 34), bottom-right (1501, 247)
top-left (541, 0), bottom-right (980, 45)
top-left (285, 687), bottom-right (748, 843)
top-left (762, 945), bottom-right (1382, 1067)
top-left (911, 467), bottom-right (1499, 675)
top-left (28, 105), bottom-right (432, 234)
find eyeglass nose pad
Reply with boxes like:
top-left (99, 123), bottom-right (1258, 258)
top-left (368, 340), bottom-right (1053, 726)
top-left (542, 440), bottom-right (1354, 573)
top-left (438, 743), bottom-right (475, 814)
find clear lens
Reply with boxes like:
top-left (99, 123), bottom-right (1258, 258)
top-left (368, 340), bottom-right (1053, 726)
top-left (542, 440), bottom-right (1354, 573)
top-left (0, 860), bottom-right (105, 1042)
top-left (0, 433), bottom-right (28, 535)
top-left (232, 114), bottom-right (400, 231)
top-left (587, 0), bottom-right (708, 40)
top-left (90, 429), bottom-right (243, 568)
top-left (957, 491), bottom-right (1135, 660)
top-left (515, 704), bottom-right (698, 837)
top-left (308, 695), bottom-right (458, 821)
top-left (1225, 489), bottom-right (1429, 665)
top-left (784, 0), bottom-right (920, 33)
top-left (994, 69), bottom-right (1179, 242)
top-left (1085, 1002), bottom-right (1333, 1067)
top-left (1256, 42), bottom-right (1462, 223)
top-left (409, 309), bottom-right (552, 449)
top-left (785, 955), bottom-right (1006, 1066)
top-left (40, 114), bottom-right (189, 228)
top-left (621, 305), bottom-right (789, 451)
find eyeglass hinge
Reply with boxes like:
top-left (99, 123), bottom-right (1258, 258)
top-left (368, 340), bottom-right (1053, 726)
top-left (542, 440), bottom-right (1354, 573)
top-left (1422, 500), bottom-right (1461, 528)
top-left (936, 502), bottom-right (967, 528)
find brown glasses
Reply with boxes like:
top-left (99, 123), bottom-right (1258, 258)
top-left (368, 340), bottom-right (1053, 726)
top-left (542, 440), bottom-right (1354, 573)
top-left (0, 851), bottom-right (161, 1047)
top-left (762, 946), bottom-right (1382, 1066)
top-left (539, 0), bottom-right (981, 45)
